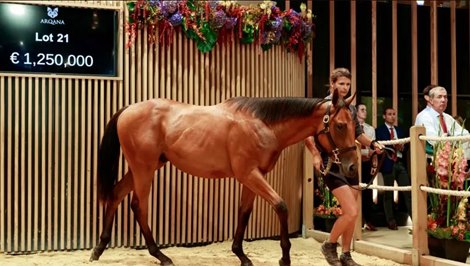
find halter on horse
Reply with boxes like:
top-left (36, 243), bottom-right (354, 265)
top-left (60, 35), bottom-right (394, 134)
top-left (89, 89), bottom-right (357, 266)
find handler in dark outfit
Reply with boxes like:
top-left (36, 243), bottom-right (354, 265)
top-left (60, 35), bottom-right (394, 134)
top-left (305, 68), bottom-right (384, 266)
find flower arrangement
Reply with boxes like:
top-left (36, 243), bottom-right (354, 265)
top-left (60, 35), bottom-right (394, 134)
top-left (427, 137), bottom-right (470, 242)
top-left (315, 203), bottom-right (342, 219)
top-left (314, 176), bottom-right (342, 219)
top-left (125, 0), bottom-right (315, 59)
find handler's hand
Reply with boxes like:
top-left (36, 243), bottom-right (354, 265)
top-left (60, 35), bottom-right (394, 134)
top-left (312, 152), bottom-right (322, 172)
top-left (371, 140), bottom-right (385, 155)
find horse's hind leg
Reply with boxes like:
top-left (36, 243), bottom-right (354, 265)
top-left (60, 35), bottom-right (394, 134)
top-left (232, 186), bottom-right (256, 266)
top-left (90, 171), bottom-right (134, 261)
top-left (131, 167), bottom-right (173, 266)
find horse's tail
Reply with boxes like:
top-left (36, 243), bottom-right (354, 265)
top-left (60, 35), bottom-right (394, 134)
top-left (97, 106), bottom-right (128, 204)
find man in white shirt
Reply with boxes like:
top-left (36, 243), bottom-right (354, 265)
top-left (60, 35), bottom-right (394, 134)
top-left (414, 85), bottom-right (470, 157)
top-left (356, 103), bottom-right (377, 231)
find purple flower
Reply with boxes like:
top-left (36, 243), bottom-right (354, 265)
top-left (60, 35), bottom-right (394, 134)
top-left (149, 0), bottom-right (159, 7)
top-left (208, 0), bottom-right (219, 10)
top-left (213, 10), bottom-right (227, 28)
top-left (169, 12), bottom-right (183, 26)
top-left (271, 17), bottom-right (282, 31)
top-left (274, 30), bottom-right (282, 42)
top-left (303, 22), bottom-right (312, 36)
top-left (162, 1), bottom-right (178, 14)
top-left (224, 17), bottom-right (237, 29)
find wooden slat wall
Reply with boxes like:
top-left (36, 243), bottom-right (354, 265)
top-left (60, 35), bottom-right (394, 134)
top-left (0, 1), bottom-right (306, 253)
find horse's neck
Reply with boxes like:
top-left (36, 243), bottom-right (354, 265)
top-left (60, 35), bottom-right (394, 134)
top-left (272, 117), bottom-right (317, 149)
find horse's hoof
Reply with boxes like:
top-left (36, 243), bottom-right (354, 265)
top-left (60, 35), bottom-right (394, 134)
top-left (161, 259), bottom-right (174, 266)
top-left (89, 254), bottom-right (99, 262)
top-left (89, 249), bottom-right (101, 262)
top-left (240, 259), bottom-right (253, 266)
top-left (278, 258), bottom-right (291, 266)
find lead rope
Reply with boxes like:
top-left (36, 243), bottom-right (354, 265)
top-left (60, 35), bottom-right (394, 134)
top-left (320, 147), bottom-right (395, 191)
top-left (319, 158), bottom-right (333, 176)
top-left (351, 146), bottom-right (395, 191)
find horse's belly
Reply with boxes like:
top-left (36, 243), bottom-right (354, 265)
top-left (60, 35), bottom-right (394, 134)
top-left (166, 153), bottom-right (233, 178)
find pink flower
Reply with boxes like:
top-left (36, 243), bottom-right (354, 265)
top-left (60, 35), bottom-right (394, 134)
top-left (436, 166), bottom-right (448, 177)
top-left (452, 226), bottom-right (459, 235)
top-left (438, 174), bottom-right (449, 188)
top-left (458, 222), bottom-right (466, 230)
top-left (427, 140), bottom-right (470, 242)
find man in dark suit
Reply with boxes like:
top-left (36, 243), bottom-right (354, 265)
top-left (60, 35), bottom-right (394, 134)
top-left (375, 107), bottom-right (412, 230)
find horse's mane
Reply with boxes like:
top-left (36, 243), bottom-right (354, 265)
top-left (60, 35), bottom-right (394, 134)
top-left (226, 97), bottom-right (327, 124)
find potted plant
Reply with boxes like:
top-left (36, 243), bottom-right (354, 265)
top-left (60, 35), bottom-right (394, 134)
top-left (426, 137), bottom-right (470, 262)
top-left (314, 175), bottom-right (342, 232)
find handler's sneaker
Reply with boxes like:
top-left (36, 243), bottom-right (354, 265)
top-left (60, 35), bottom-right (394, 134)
top-left (321, 241), bottom-right (341, 266)
top-left (340, 251), bottom-right (361, 266)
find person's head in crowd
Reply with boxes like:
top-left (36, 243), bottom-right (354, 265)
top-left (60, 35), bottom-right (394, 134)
top-left (329, 68), bottom-right (351, 98)
top-left (423, 84), bottom-right (439, 106)
top-left (355, 103), bottom-right (367, 123)
top-left (427, 86), bottom-right (448, 114)
top-left (383, 107), bottom-right (397, 126)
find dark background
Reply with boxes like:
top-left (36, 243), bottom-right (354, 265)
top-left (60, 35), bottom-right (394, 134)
top-left (307, 1), bottom-right (469, 130)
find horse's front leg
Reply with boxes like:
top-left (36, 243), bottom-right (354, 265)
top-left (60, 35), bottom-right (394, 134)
top-left (90, 171), bottom-right (133, 261)
top-left (232, 186), bottom-right (256, 266)
top-left (238, 169), bottom-right (291, 266)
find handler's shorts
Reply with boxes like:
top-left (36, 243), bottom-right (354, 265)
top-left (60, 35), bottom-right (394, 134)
top-left (323, 164), bottom-right (359, 191)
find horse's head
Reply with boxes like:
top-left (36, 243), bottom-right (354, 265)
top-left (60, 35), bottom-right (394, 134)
top-left (314, 90), bottom-right (358, 178)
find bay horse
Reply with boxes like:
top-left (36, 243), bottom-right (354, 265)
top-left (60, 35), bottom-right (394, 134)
top-left (89, 89), bottom-right (358, 266)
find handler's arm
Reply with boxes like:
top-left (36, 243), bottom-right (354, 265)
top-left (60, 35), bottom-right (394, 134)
top-left (304, 136), bottom-right (322, 171)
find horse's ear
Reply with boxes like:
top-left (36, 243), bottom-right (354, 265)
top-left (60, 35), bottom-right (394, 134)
top-left (332, 89), bottom-right (339, 106)
top-left (345, 92), bottom-right (356, 107)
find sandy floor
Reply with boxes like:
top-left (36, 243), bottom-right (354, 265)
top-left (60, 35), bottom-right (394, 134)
top-left (1, 237), bottom-right (408, 266)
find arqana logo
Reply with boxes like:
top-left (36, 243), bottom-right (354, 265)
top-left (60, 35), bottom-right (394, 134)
top-left (47, 7), bottom-right (58, 19)
top-left (41, 7), bottom-right (64, 25)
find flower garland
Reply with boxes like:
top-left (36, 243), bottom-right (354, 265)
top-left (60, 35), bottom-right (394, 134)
top-left (126, 0), bottom-right (315, 60)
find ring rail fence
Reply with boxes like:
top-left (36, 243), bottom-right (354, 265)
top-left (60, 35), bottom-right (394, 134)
top-left (307, 125), bottom-right (470, 266)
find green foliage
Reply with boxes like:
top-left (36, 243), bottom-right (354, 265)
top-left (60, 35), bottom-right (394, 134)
top-left (125, 0), bottom-right (315, 59)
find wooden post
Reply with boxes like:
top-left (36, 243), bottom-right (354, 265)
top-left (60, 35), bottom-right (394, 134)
top-left (371, 1), bottom-right (377, 128)
top-left (354, 142), bottom-right (363, 241)
top-left (306, 0), bottom-right (313, 98)
top-left (411, 1), bottom-right (418, 120)
top-left (350, 0), bottom-right (356, 105)
top-left (410, 126), bottom-right (428, 266)
top-left (430, 1), bottom-right (438, 84)
top-left (392, 1), bottom-right (398, 115)
top-left (329, 1), bottom-right (335, 74)
top-left (450, 0), bottom-right (457, 116)
top-left (303, 146), bottom-right (314, 235)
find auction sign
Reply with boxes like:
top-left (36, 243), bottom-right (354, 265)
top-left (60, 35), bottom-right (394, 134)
top-left (0, 2), bottom-right (118, 77)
